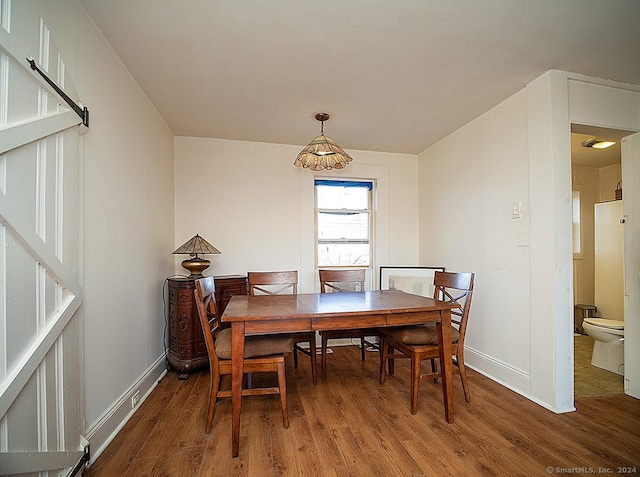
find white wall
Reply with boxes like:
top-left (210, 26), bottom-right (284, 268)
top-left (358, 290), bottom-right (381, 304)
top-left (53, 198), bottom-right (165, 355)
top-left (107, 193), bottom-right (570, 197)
top-left (35, 0), bottom-right (176, 456)
top-left (418, 71), bottom-right (640, 412)
top-left (174, 137), bottom-right (419, 290)
top-left (572, 165), bottom-right (599, 306)
top-left (599, 163), bottom-right (622, 202)
top-left (418, 89), bottom-right (533, 392)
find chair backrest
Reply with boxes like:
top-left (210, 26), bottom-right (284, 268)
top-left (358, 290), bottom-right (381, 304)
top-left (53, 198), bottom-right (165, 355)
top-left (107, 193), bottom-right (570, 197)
top-left (433, 271), bottom-right (475, 340)
top-left (194, 276), bottom-right (221, 369)
top-left (319, 269), bottom-right (365, 293)
top-left (248, 271), bottom-right (298, 295)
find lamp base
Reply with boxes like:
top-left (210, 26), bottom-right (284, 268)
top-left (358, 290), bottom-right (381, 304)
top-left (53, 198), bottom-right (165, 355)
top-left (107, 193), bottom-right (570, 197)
top-left (181, 257), bottom-right (210, 277)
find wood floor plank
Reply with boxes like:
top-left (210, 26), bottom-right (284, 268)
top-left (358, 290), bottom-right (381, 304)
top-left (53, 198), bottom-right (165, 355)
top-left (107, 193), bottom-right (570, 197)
top-left (166, 371), bottom-right (202, 408)
top-left (465, 446), bottom-right (531, 477)
top-left (404, 436), bottom-right (467, 476)
top-left (85, 403), bottom-right (160, 476)
top-left (135, 404), bottom-right (184, 460)
top-left (166, 407), bottom-right (210, 451)
top-left (286, 412), bottom-right (325, 476)
top-left (145, 445), bottom-right (205, 476)
top-left (245, 397), bottom-right (292, 476)
top-left (331, 426), bottom-right (399, 476)
top-left (498, 444), bottom-right (559, 476)
top-left (84, 345), bottom-right (640, 477)
top-left (199, 409), bottom-right (248, 476)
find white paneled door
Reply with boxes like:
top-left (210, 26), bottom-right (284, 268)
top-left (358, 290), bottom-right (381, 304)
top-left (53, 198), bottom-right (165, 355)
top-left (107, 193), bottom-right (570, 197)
top-left (0, 3), bottom-right (86, 475)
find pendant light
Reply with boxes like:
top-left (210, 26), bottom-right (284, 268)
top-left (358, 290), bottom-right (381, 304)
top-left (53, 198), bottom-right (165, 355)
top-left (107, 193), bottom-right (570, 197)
top-left (294, 113), bottom-right (353, 171)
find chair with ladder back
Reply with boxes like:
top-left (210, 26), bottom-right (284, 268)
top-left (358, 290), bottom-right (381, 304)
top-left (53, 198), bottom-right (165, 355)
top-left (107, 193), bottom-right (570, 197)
top-left (247, 270), bottom-right (318, 385)
top-left (318, 269), bottom-right (379, 381)
top-left (379, 271), bottom-right (475, 414)
top-left (194, 276), bottom-right (292, 432)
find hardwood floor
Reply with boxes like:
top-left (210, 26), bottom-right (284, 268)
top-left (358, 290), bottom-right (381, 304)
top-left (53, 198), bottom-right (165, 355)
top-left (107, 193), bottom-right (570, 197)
top-left (84, 346), bottom-right (640, 476)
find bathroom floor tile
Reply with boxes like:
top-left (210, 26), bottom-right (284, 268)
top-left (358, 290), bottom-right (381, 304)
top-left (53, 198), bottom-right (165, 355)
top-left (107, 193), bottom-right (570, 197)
top-left (574, 334), bottom-right (624, 397)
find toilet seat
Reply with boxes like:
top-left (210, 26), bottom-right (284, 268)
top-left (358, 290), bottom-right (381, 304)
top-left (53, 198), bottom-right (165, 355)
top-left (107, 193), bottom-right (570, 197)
top-left (583, 318), bottom-right (624, 330)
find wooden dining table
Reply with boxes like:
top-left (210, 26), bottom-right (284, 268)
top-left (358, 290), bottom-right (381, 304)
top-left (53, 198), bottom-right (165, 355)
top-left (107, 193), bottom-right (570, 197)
top-left (221, 289), bottom-right (459, 457)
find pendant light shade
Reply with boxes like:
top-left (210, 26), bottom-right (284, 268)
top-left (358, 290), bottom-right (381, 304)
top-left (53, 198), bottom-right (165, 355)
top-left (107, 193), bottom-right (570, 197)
top-left (294, 113), bottom-right (353, 171)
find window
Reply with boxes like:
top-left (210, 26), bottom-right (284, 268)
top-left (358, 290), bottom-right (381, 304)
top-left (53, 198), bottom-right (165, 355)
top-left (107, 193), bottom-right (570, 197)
top-left (572, 189), bottom-right (582, 256)
top-left (315, 179), bottom-right (373, 267)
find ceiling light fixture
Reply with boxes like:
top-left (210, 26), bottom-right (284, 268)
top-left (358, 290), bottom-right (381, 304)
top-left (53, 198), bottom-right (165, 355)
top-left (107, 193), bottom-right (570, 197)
top-left (581, 138), bottom-right (616, 149)
top-left (294, 113), bottom-right (353, 171)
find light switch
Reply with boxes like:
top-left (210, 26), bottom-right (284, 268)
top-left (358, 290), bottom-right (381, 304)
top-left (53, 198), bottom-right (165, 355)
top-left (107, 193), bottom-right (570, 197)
top-left (511, 201), bottom-right (522, 219)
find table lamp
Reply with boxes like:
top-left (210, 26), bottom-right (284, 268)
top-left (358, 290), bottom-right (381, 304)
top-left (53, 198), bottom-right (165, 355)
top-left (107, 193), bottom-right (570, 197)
top-left (172, 234), bottom-right (221, 277)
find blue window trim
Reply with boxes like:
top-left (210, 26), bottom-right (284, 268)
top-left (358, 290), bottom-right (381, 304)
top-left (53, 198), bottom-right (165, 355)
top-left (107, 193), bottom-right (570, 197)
top-left (314, 179), bottom-right (373, 190)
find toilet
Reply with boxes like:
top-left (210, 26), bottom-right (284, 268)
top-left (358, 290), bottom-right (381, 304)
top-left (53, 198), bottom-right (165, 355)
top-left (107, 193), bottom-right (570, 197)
top-left (582, 318), bottom-right (624, 375)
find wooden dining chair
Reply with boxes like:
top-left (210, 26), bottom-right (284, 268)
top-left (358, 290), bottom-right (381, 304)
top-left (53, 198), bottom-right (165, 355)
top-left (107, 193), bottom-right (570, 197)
top-left (318, 269), bottom-right (379, 381)
top-left (379, 271), bottom-right (475, 414)
top-left (194, 276), bottom-right (292, 433)
top-left (247, 271), bottom-right (318, 385)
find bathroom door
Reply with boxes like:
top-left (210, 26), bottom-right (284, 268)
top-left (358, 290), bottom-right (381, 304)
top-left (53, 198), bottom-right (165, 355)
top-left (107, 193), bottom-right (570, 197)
top-left (622, 132), bottom-right (640, 399)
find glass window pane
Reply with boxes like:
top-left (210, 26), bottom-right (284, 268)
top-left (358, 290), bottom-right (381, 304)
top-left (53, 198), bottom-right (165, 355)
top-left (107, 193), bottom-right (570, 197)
top-left (318, 212), bottom-right (369, 240)
top-left (572, 190), bottom-right (581, 254)
top-left (316, 185), bottom-right (369, 209)
top-left (317, 243), bottom-right (370, 266)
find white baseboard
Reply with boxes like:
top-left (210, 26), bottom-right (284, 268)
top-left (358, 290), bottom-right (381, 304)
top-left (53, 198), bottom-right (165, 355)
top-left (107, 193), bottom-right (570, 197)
top-left (85, 355), bottom-right (167, 465)
top-left (464, 346), bottom-right (575, 414)
top-left (465, 346), bottom-right (531, 394)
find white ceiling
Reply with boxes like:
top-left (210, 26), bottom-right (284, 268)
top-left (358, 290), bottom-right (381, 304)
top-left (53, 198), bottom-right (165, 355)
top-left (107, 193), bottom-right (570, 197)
top-left (571, 125), bottom-right (628, 168)
top-left (79, 0), bottom-right (640, 155)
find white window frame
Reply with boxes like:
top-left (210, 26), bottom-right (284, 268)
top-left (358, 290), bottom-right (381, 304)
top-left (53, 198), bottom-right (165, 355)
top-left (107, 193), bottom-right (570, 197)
top-left (314, 178), bottom-right (374, 269)
top-left (572, 187), bottom-right (583, 258)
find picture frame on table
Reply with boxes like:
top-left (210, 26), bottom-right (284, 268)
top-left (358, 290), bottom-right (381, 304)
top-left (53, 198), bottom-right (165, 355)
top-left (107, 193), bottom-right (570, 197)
top-left (379, 266), bottom-right (445, 298)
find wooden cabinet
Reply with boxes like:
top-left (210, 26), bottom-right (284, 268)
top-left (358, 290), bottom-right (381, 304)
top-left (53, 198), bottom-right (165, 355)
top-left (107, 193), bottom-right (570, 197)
top-left (166, 275), bottom-right (248, 377)
top-left (167, 277), bottom-right (207, 375)
top-left (214, 275), bottom-right (248, 314)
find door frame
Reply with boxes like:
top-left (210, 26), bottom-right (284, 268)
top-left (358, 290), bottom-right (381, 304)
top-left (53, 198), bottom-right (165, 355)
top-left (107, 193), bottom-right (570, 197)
top-left (565, 74), bottom-right (640, 401)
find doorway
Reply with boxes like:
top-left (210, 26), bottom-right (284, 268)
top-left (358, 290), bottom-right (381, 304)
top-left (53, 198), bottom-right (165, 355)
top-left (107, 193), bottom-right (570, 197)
top-left (570, 124), bottom-right (627, 397)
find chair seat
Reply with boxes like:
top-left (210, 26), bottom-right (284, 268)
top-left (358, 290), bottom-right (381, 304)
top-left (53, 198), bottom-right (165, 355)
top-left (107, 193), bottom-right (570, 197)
top-left (215, 328), bottom-right (293, 359)
top-left (382, 324), bottom-right (460, 345)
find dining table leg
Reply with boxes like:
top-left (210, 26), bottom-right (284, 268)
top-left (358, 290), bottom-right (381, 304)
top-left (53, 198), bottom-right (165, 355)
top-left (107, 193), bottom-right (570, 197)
top-left (231, 322), bottom-right (245, 457)
top-left (437, 309), bottom-right (454, 423)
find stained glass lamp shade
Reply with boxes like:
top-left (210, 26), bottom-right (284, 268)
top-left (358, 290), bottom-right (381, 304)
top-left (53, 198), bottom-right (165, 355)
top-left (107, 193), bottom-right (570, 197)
top-left (172, 234), bottom-right (221, 277)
